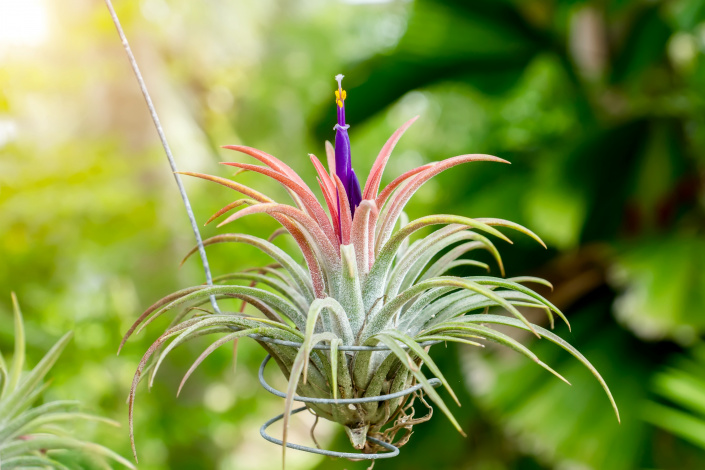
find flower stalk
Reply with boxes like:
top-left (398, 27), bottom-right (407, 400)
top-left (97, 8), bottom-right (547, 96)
top-left (333, 74), bottom-right (362, 220)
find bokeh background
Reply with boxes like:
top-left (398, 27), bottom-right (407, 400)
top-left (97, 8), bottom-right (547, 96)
top-left (2, 0), bottom-right (705, 468)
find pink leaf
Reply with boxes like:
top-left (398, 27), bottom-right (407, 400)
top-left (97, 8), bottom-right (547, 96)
top-left (363, 115), bottom-right (419, 200)
top-left (272, 213), bottom-right (327, 298)
top-left (325, 140), bottom-right (336, 176)
top-left (333, 174), bottom-right (353, 246)
top-left (183, 233), bottom-right (324, 299)
top-left (177, 330), bottom-right (254, 397)
top-left (375, 163), bottom-right (434, 208)
top-left (206, 199), bottom-right (258, 226)
top-left (217, 202), bottom-right (339, 271)
top-left (119, 287), bottom-right (203, 354)
top-left (178, 171), bottom-right (272, 203)
top-left (181, 171), bottom-right (326, 297)
top-left (309, 153), bottom-right (337, 200)
top-left (378, 154), bottom-right (509, 249)
top-left (221, 162), bottom-right (337, 246)
top-left (222, 145), bottom-right (309, 190)
top-left (317, 176), bottom-right (341, 242)
top-left (350, 199), bottom-right (378, 274)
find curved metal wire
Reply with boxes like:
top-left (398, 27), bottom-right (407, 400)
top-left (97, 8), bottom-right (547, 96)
top-left (259, 353), bottom-right (442, 459)
top-left (104, 0), bottom-right (220, 314)
top-left (260, 406), bottom-right (399, 460)
top-left (258, 354), bottom-right (441, 405)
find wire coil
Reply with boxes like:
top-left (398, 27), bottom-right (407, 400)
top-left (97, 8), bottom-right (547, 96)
top-left (258, 352), bottom-right (441, 459)
top-left (260, 406), bottom-right (400, 460)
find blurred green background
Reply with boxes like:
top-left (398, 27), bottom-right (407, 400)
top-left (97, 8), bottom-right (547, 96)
top-left (2, 0), bottom-right (705, 468)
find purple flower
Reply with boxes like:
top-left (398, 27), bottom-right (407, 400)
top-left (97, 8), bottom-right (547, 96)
top-left (334, 74), bottom-right (362, 215)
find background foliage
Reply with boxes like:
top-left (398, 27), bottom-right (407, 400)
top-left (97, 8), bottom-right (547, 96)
top-left (1, 0), bottom-right (704, 468)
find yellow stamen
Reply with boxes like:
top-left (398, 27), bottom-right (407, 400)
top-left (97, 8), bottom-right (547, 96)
top-left (334, 74), bottom-right (347, 108)
top-left (335, 89), bottom-right (347, 107)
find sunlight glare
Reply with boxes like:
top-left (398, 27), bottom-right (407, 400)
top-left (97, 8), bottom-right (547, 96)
top-left (0, 0), bottom-right (49, 49)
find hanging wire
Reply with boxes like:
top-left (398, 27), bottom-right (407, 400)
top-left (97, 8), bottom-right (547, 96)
top-left (103, 0), bottom-right (220, 314)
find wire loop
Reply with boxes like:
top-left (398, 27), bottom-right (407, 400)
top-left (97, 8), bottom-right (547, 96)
top-left (258, 354), bottom-right (441, 405)
top-left (260, 407), bottom-right (399, 460)
top-left (258, 354), bottom-right (441, 459)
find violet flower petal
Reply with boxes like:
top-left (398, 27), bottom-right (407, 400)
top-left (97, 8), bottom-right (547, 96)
top-left (350, 170), bottom-right (362, 214)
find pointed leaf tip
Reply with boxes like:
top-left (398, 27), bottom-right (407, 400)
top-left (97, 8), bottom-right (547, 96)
top-left (536, 359), bottom-right (571, 385)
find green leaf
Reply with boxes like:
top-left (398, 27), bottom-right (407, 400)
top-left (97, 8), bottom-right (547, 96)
top-left (403, 290), bottom-right (548, 333)
top-left (458, 314), bottom-right (619, 422)
top-left (128, 315), bottom-right (304, 460)
top-left (467, 276), bottom-right (569, 329)
top-left (643, 401), bottom-right (705, 449)
top-left (136, 285), bottom-right (306, 335)
top-left (177, 328), bottom-right (261, 396)
top-left (362, 276), bottom-right (539, 341)
top-left (335, 245), bottom-right (365, 335)
top-left (0, 436), bottom-right (135, 469)
top-left (0, 455), bottom-right (71, 470)
top-left (0, 400), bottom-right (80, 442)
top-left (424, 259), bottom-right (490, 280)
top-left (8, 293), bottom-right (25, 394)
top-left (181, 233), bottom-right (314, 301)
top-left (421, 321), bottom-right (570, 386)
top-left (646, 344), bottom-right (705, 450)
top-left (375, 329), bottom-right (460, 406)
top-left (474, 218), bottom-right (546, 248)
top-left (364, 215), bottom-right (512, 313)
top-left (373, 332), bottom-right (465, 436)
top-left (389, 226), bottom-right (503, 301)
top-left (149, 322), bottom-right (256, 389)
top-left (414, 334), bottom-right (485, 348)
top-left (0, 332), bottom-right (72, 421)
top-left (0, 350), bottom-right (7, 400)
top-left (386, 224), bottom-right (472, 297)
top-left (211, 272), bottom-right (309, 312)
top-left (20, 411), bottom-right (120, 436)
top-left (329, 338), bottom-right (342, 401)
top-left (282, 331), bottom-right (338, 467)
top-left (306, 297), bottom-right (354, 347)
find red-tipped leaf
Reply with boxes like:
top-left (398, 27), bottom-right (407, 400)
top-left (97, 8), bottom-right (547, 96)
top-left (363, 116), bottom-right (419, 200)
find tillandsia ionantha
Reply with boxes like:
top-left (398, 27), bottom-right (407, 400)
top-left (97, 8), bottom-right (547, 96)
top-left (0, 294), bottom-right (134, 469)
top-left (122, 75), bottom-right (619, 463)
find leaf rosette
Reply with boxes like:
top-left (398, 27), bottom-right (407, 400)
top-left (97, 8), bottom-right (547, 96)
top-left (122, 76), bottom-right (619, 463)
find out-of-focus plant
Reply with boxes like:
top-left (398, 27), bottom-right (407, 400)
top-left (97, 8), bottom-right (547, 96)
top-left (646, 343), bottom-right (705, 450)
top-left (122, 76), bottom-right (617, 466)
top-left (0, 294), bottom-right (133, 469)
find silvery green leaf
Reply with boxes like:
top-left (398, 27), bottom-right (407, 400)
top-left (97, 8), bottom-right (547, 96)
top-left (0, 332), bottom-right (72, 421)
top-left (455, 314), bottom-right (619, 421)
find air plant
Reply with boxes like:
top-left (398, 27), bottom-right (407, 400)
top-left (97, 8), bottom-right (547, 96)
top-left (123, 75), bottom-right (619, 463)
top-left (0, 294), bottom-right (134, 469)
